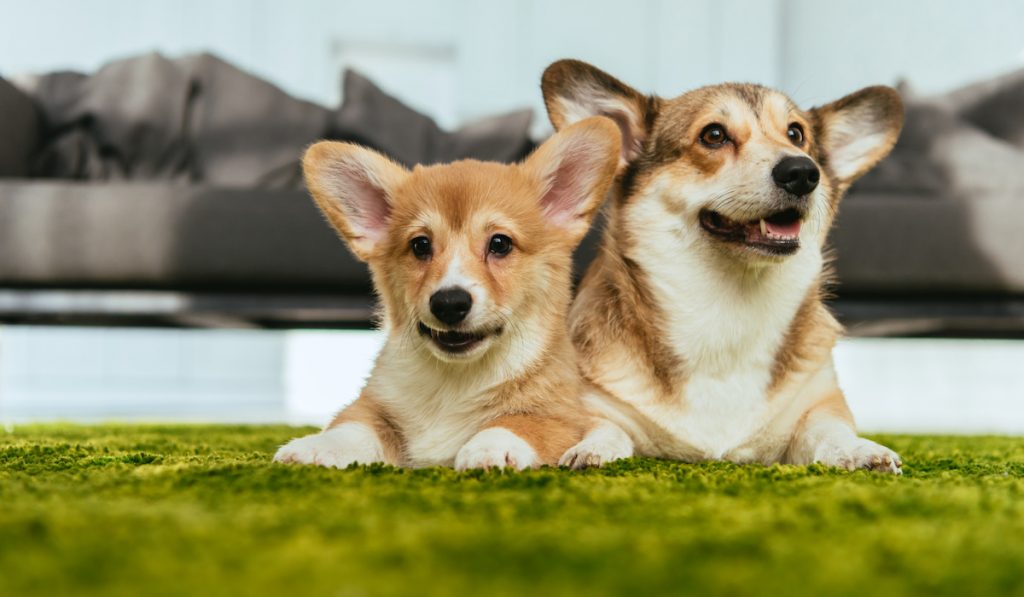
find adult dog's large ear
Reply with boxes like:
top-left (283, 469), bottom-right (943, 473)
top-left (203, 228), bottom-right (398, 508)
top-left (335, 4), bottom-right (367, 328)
top-left (521, 116), bottom-right (621, 243)
top-left (811, 86), bottom-right (904, 188)
top-left (542, 59), bottom-right (656, 166)
top-left (303, 141), bottom-right (409, 261)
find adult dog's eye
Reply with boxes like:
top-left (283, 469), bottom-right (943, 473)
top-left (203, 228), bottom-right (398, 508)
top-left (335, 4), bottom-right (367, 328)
top-left (488, 234), bottom-right (513, 256)
top-left (410, 236), bottom-right (432, 259)
top-left (787, 123), bottom-right (805, 146)
top-left (699, 124), bottom-right (728, 148)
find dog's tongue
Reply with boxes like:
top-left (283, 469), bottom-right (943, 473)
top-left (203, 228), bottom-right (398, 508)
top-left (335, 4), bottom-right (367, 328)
top-left (763, 218), bottom-right (801, 238)
top-left (436, 330), bottom-right (478, 346)
top-left (746, 217), bottom-right (801, 242)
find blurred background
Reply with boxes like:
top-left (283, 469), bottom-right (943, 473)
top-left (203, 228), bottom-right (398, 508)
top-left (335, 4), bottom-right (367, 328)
top-left (0, 0), bottom-right (1022, 431)
top-left (4, 0), bottom-right (1023, 128)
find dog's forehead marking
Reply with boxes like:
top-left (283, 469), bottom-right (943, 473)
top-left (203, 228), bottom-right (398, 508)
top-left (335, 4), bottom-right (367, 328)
top-left (657, 85), bottom-right (779, 140)
top-left (719, 90), bottom-right (796, 133)
top-left (400, 160), bottom-right (522, 231)
top-left (699, 86), bottom-right (798, 131)
top-left (768, 92), bottom-right (796, 118)
top-left (402, 195), bottom-right (488, 240)
top-left (437, 250), bottom-right (477, 291)
top-left (728, 84), bottom-right (766, 112)
top-left (760, 93), bottom-right (800, 131)
top-left (407, 209), bottom-right (447, 240)
top-left (471, 209), bottom-right (511, 237)
top-left (719, 95), bottom-right (756, 140)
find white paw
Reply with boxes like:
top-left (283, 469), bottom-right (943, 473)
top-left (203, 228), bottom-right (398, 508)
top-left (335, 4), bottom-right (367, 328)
top-left (273, 423), bottom-right (385, 469)
top-left (815, 437), bottom-right (903, 474)
top-left (559, 422), bottom-right (633, 469)
top-left (454, 428), bottom-right (537, 471)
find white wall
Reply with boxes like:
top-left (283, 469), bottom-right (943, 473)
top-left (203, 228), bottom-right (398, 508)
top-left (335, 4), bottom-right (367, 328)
top-left (3, 0), bottom-right (1020, 133)
top-left (780, 0), bottom-right (1024, 106)
top-left (4, 327), bottom-right (1024, 435)
top-left (0, 327), bottom-right (286, 422)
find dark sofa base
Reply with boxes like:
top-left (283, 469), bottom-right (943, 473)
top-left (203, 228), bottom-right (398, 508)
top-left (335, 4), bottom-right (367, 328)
top-left (0, 289), bottom-right (374, 329)
top-left (2, 288), bottom-right (1023, 338)
top-left (832, 295), bottom-right (1024, 338)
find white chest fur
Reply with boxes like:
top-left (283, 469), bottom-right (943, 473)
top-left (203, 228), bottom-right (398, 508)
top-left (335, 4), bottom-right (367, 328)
top-left (400, 401), bottom-right (492, 468)
top-left (617, 184), bottom-right (826, 461)
top-left (369, 341), bottom-right (506, 468)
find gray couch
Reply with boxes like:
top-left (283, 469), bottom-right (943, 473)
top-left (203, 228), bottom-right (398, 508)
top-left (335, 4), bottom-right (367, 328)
top-left (829, 72), bottom-right (1024, 335)
top-left (0, 53), bottom-right (533, 328)
top-left (2, 54), bottom-right (1022, 336)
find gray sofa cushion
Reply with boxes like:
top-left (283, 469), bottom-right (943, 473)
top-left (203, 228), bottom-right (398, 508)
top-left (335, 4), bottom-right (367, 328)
top-left (333, 69), bottom-right (442, 168)
top-left (830, 193), bottom-right (1024, 294)
top-left (443, 109), bottom-right (534, 164)
top-left (854, 90), bottom-right (1024, 196)
top-left (0, 77), bottom-right (40, 177)
top-left (948, 68), bottom-right (1024, 149)
top-left (14, 56), bottom-right (535, 187)
top-left (15, 54), bottom-right (194, 180)
top-left (179, 53), bottom-right (331, 188)
top-left (14, 53), bottom-right (331, 187)
top-left (333, 69), bottom-right (534, 167)
top-left (0, 181), bottom-right (367, 292)
top-left (830, 72), bottom-right (1024, 295)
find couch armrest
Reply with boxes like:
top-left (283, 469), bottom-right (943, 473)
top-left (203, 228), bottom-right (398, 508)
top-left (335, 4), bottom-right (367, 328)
top-left (0, 77), bottom-right (40, 177)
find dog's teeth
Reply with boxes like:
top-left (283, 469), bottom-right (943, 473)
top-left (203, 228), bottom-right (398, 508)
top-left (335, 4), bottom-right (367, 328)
top-left (759, 219), bottom-right (768, 236)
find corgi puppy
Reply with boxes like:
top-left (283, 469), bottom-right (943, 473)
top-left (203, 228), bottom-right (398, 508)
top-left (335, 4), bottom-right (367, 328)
top-left (542, 60), bottom-right (906, 473)
top-left (273, 117), bottom-right (622, 470)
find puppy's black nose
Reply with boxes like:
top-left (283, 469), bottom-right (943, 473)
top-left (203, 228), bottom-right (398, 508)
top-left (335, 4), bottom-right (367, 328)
top-left (429, 287), bottom-right (473, 325)
top-left (772, 156), bottom-right (820, 197)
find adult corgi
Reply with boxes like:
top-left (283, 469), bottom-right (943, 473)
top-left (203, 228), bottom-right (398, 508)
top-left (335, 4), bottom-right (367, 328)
top-left (543, 60), bottom-right (905, 473)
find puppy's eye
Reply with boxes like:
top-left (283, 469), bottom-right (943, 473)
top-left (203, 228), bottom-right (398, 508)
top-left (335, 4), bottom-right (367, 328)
top-left (410, 236), bottom-right (432, 259)
top-left (488, 234), bottom-right (513, 256)
top-left (787, 123), bottom-right (805, 146)
top-left (699, 124), bottom-right (728, 148)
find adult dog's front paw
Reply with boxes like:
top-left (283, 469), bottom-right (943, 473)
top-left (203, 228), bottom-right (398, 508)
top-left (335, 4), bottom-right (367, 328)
top-left (816, 437), bottom-right (903, 474)
top-left (559, 423), bottom-right (633, 469)
top-left (454, 428), bottom-right (538, 471)
top-left (273, 423), bottom-right (384, 468)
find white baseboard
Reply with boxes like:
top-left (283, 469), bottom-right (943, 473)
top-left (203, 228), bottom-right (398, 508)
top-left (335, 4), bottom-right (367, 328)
top-left (2, 327), bottom-right (1022, 435)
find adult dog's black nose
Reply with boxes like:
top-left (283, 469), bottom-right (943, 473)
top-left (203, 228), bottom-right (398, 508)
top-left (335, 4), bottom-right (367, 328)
top-left (430, 287), bottom-right (473, 325)
top-left (772, 156), bottom-right (820, 196)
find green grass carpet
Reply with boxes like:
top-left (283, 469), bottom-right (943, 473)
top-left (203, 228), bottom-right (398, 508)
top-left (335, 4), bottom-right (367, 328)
top-left (1, 425), bottom-right (1022, 596)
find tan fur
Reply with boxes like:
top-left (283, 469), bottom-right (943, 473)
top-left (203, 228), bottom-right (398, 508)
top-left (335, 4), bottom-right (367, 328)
top-left (799, 389), bottom-right (857, 429)
top-left (276, 117), bottom-right (622, 469)
top-left (767, 278), bottom-right (842, 394)
top-left (571, 239), bottom-right (680, 399)
top-left (327, 393), bottom-right (405, 465)
top-left (483, 411), bottom-right (588, 466)
top-left (544, 60), bottom-right (905, 472)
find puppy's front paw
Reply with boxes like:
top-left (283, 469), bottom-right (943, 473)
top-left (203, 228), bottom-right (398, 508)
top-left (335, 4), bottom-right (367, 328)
top-left (816, 437), bottom-right (903, 474)
top-left (454, 428), bottom-right (537, 471)
top-left (559, 426), bottom-right (633, 470)
top-left (273, 423), bottom-right (385, 468)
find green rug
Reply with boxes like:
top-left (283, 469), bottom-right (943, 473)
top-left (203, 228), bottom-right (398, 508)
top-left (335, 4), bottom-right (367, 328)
top-left (1, 425), bottom-right (1021, 596)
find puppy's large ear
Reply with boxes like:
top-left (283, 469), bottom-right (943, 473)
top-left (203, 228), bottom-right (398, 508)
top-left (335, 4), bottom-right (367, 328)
top-left (522, 116), bottom-right (621, 243)
top-left (811, 86), bottom-right (904, 187)
top-left (542, 59), bottom-right (656, 166)
top-left (303, 141), bottom-right (408, 261)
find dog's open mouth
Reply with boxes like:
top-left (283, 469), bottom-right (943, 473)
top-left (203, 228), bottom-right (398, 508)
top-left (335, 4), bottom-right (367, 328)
top-left (698, 208), bottom-right (804, 255)
top-left (417, 322), bottom-right (500, 355)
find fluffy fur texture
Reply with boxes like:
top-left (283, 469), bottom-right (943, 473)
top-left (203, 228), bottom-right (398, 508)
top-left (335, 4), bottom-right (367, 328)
top-left (274, 117), bottom-right (623, 470)
top-left (542, 59), bottom-right (905, 473)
